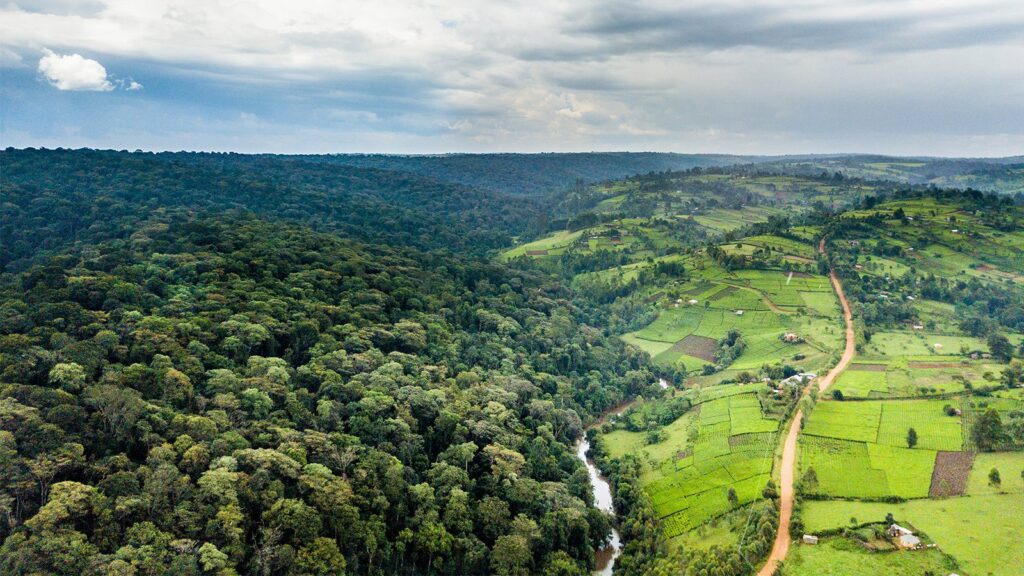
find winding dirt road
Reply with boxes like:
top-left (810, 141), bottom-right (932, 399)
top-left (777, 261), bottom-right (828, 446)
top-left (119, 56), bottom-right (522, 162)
top-left (756, 239), bottom-right (856, 576)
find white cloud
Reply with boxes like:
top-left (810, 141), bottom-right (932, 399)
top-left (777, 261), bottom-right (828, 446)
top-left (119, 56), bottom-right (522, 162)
top-left (38, 49), bottom-right (113, 91)
top-left (3, 2), bottom-right (1024, 153)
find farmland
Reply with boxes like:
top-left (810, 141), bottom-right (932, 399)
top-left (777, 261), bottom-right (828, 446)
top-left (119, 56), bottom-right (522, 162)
top-left (601, 386), bottom-right (783, 540)
top-left (623, 257), bottom-right (843, 374)
top-left (497, 169), bottom-right (1024, 575)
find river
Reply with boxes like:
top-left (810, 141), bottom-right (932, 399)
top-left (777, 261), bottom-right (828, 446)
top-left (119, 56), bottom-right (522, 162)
top-left (576, 378), bottom-right (669, 575)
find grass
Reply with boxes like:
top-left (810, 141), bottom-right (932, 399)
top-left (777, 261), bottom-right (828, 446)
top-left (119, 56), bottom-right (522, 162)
top-left (966, 452), bottom-right (1024, 495)
top-left (783, 537), bottom-right (954, 576)
top-left (801, 493), bottom-right (1024, 576)
top-left (864, 331), bottom-right (989, 357)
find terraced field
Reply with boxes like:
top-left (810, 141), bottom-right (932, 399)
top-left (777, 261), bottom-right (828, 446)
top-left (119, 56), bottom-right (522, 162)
top-left (604, 387), bottom-right (782, 539)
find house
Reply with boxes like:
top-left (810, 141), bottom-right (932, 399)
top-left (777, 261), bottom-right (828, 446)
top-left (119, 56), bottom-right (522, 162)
top-left (783, 332), bottom-right (801, 343)
top-left (735, 309), bottom-right (744, 315)
top-left (888, 524), bottom-right (922, 549)
top-left (912, 324), bottom-right (924, 330)
top-left (802, 534), bottom-right (819, 545)
top-left (688, 299), bottom-right (699, 305)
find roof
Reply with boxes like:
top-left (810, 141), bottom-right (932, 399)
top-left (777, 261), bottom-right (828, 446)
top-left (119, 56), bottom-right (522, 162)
top-left (899, 534), bottom-right (921, 547)
top-left (889, 524), bottom-right (913, 536)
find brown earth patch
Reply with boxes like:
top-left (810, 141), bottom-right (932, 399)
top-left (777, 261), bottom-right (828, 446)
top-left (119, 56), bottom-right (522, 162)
top-left (848, 363), bottom-right (888, 372)
top-left (671, 335), bottom-right (718, 362)
top-left (525, 250), bottom-right (549, 256)
top-left (909, 362), bottom-right (961, 369)
top-left (928, 451), bottom-right (975, 498)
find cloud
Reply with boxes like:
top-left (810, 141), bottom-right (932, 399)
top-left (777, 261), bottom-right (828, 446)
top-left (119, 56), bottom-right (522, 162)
top-left (38, 49), bottom-right (113, 91)
top-left (3, 2), bottom-right (1024, 154)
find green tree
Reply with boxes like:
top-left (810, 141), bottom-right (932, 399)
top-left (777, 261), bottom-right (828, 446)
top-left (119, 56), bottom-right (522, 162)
top-left (906, 427), bottom-right (918, 449)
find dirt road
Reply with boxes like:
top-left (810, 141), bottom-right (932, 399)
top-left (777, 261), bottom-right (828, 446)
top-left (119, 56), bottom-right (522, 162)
top-left (756, 239), bottom-right (855, 576)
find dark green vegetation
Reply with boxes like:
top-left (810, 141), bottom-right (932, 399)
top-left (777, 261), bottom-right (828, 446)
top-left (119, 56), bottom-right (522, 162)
top-left (301, 152), bottom-right (762, 197)
top-left (2, 148), bottom-right (1024, 576)
top-left (0, 148), bottom-right (543, 269)
top-left (0, 149), bottom-right (674, 576)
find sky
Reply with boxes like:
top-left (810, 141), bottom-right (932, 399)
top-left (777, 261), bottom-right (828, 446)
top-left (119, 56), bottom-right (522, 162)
top-left (1, 0), bottom-right (1023, 156)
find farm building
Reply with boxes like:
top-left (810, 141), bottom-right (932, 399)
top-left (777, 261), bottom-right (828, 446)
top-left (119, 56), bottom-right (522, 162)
top-left (802, 534), bottom-right (819, 545)
top-left (735, 309), bottom-right (744, 315)
top-left (688, 299), bottom-right (699, 305)
top-left (783, 332), bottom-right (801, 343)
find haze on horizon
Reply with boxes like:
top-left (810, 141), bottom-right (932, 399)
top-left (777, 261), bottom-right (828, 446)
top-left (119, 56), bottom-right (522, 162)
top-left (1, 0), bottom-right (1023, 157)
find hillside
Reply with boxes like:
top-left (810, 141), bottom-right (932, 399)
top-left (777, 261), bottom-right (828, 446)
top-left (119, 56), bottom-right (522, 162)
top-left (500, 169), bottom-right (1024, 576)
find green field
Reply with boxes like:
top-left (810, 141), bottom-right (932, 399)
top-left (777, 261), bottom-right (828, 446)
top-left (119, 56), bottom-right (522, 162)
top-left (783, 537), bottom-right (954, 576)
top-left (605, 388), bottom-right (781, 538)
top-left (798, 397), bottom-right (968, 499)
top-left (802, 493), bottom-right (1024, 576)
top-left (625, 266), bottom-right (842, 373)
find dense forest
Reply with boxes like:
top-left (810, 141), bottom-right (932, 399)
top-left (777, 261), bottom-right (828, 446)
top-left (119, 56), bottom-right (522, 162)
top-left (0, 149), bottom-right (680, 575)
top-left (0, 149), bottom-right (544, 271)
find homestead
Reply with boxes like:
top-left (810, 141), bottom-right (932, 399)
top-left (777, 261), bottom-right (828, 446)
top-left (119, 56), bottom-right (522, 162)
top-left (888, 524), bottom-right (922, 549)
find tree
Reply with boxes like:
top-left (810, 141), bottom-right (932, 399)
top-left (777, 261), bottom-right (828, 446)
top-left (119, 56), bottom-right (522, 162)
top-left (727, 487), bottom-right (739, 507)
top-left (490, 534), bottom-right (531, 576)
top-left (906, 427), bottom-right (918, 449)
top-left (832, 389), bottom-right (844, 401)
top-left (989, 468), bottom-right (1002, 487)
top-left (988, 333), bottom-right (1014, 362)
top-left (1001, 360), bottom-right (1024, 388)
top-left (972, 408), bottom-right (1006, 451)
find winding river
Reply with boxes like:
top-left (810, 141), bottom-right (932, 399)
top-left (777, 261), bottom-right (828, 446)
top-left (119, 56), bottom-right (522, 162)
top-left (576, 378), bottom-right (669, 575)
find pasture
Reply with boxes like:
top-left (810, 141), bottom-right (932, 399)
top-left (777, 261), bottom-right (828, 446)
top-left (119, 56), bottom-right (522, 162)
top-left (801, 493), bottom-right (1024, 576)
top-left (782, 537), bottom-right (954, 576)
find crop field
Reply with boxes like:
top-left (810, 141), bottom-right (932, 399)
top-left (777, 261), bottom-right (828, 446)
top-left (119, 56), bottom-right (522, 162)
top-left (801, 493), bottom-right (1024, 576)
top-left (798, 397), bottom-right (968, 499)
top-left (799, 436), bottom-right (937, 499)
top-left (634, 391), bottom-right (780, 537)
top-left (803, 399), bottom-right (963, 451)
top-left (831, 370), bottom-right (888, 398)
top-left (625, 267), bottom-right (842, 372)
top-left (928, 451), bottom-right (974, 497)
top-left (742, 235), bottom-right (818, 259)
top-left (501, 229), bottom-right (583, 259)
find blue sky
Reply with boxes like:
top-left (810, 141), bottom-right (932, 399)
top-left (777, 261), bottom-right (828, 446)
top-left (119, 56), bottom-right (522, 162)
top-left (2, 0), bottom-right (1023, 155)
